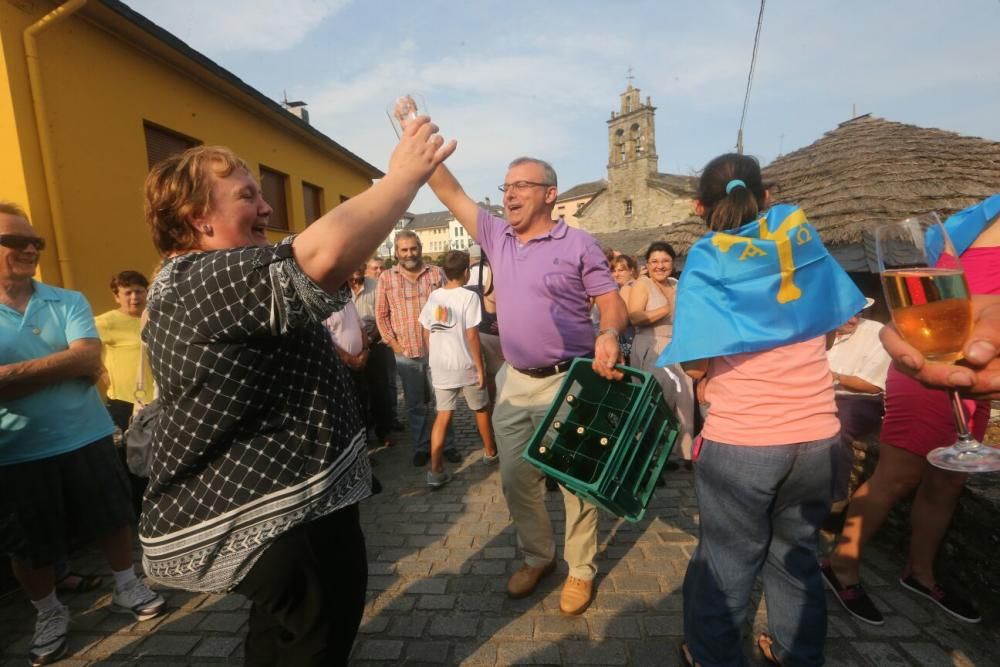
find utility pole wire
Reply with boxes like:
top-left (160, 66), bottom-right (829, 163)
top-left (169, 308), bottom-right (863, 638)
top-left (737, 0), bottom-right (766, 154)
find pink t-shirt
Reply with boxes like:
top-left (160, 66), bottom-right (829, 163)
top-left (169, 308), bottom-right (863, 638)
top-left (702, 336), bottom-right (840, 446)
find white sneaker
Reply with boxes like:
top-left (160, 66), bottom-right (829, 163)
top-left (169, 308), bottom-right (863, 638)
top-left (29, 604), bottom-right (69, 666)
top-left (427, 470), bottom-right (452, 489)
top-left (111, 578), bottom-right (165, 621)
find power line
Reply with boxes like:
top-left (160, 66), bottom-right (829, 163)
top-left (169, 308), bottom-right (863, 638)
top-left (736, 0), bottom-right (766, 154)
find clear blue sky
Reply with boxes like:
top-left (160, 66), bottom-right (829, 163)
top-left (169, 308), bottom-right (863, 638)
top-left (123, 0), bottom-right (1000, 213)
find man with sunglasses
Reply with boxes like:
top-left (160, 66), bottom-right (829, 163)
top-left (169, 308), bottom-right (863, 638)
top-left (0, 203), bottom-right (164, 666)
top-left (426, 156), bottom-right (627, 616)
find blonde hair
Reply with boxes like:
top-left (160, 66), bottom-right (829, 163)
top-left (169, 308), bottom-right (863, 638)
top-left (144, 145), bottom-right (249, 256)
top-left (0, 201), bottom-right (29, 222)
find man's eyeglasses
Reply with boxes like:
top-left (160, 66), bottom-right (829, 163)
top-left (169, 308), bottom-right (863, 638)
top-left (498, 181), bottom-right (553, 193)
top-left (0, 235), bottom-right (45, 251)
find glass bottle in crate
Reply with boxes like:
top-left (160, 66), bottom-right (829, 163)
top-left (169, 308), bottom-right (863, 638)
top-left (537, 438), bottom-right (555, 461)
top-left (553, 419), bottom-right (585, 447)
top-left (579, 432), bottom-right (611, 482)
top-left (566, 393), bottom-right (622, 435)
top-left (564, 394), bottom-right (594, 425)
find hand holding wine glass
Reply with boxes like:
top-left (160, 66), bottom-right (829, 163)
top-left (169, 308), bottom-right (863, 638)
top-left (875, 213), bottom-right (1000, 472)
top-left (881, 294), bottom-right (1000, 399)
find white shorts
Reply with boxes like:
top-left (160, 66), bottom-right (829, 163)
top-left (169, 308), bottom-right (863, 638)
top-left (434, 384), bottom-right (489, 412)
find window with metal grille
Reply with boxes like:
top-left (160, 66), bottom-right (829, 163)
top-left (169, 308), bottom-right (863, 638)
top-left (624, 200), bottom-right (633, 216)
top-left (260, 166), bottom-right (289, 230)
top-left (143, 122), bottom-right (198, 170)
top-left (302, 182), bottom-right (323, 226)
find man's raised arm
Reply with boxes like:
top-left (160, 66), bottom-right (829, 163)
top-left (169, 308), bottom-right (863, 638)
top-left (427, 164), bottom-right (480, 240)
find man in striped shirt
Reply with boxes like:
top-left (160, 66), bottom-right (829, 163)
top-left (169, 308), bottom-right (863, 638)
top-left (375, 231), bottom-right (460, 466)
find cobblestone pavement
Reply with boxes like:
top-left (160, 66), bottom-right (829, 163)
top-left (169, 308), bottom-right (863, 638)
top-left (2, 407), bottom-right (998, 666)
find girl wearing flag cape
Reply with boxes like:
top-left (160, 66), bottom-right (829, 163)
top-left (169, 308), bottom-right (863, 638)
top-left (670, 153), bottom-right (864, 667)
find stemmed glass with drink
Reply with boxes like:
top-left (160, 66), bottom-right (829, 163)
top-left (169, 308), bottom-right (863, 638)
top-left (875, 212), bottom-right (1000, 472)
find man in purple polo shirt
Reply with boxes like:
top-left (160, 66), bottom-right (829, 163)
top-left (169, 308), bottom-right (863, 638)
top-left (427, 156), bottom-right (627, 615)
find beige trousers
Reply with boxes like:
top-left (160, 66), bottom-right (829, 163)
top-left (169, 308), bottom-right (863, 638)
top-left (492, 364), bottom-right (598, 580)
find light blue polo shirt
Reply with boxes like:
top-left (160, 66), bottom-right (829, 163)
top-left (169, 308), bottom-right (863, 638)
top-left (0, 281), bottom-right (115, 465)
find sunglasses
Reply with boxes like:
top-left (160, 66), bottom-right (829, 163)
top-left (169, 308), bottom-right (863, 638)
top-left (0, 235), bottom-right (45, 251)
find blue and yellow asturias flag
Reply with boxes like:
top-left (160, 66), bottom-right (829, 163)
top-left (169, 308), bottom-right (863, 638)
top-left (943, 192), bottom-right (1000, 256)
top-left (924, 193), bottom-right (1000, 265)
top-left (657, 204), bottom-right (866, 366)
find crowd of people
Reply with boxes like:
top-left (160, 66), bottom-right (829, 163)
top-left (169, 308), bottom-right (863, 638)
top-left (2, 109), bottom-right (999, 667)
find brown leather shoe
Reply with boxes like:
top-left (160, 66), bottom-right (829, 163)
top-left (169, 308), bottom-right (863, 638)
top-left (559, 575), bottom-right (594, 615)
top-left (507, 560), bottom-right (556, 599)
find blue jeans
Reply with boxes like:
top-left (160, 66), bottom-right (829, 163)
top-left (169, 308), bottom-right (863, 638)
top-left (683, 435), bottom-right (847, 667)
top-left (394, 354), bottom-right (455, 455)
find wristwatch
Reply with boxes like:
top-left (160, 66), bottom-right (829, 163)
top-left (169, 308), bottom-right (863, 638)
top-left (832, 373), bottom-right (841, 387)
top-left (597, 327), bottom-right (621, 339)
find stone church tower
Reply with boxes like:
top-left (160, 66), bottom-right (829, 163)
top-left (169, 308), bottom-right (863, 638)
top-left (606, 84), bottom-right (658, 218)
top-left (571, 83), bottom-right (696, 233)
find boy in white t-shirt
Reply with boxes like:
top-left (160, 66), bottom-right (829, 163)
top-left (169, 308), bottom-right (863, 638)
top-left (419, 251), bottom-right (497, 488)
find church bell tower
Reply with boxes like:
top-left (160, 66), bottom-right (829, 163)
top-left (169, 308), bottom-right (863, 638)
top-left (607, 83), bottom-right (658, 176)
top-left (606, 79), bottom-right (658, 225)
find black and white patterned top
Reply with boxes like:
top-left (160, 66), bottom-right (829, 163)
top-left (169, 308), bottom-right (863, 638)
top-left (139, 239), bottom-right (371, 592)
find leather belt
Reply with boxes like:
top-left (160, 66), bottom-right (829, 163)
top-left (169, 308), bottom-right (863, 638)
top-left (514, 359), bottom-right (573, 379)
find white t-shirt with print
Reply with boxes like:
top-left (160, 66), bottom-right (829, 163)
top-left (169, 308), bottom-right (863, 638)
top-left (419, 286), bottom-right (482, 389)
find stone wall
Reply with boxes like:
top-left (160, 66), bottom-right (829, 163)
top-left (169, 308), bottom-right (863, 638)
top-left (579, 185), bottom-right (694, 234)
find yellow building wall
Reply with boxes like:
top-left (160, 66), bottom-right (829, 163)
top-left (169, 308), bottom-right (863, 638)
top-left (0, 28), bottom-right (28, 205)
top-left (1, 2), bottom-right (377, 314)
top-left (0, 7), bottom-right (51, 261)
top-left (411, 226), bottom-right (448, 258)
top-left (552, 195), bottom-right (593, 228)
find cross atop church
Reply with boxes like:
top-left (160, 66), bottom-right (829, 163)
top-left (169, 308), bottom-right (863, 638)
top-left (625, 66), bottom-right (635, 86)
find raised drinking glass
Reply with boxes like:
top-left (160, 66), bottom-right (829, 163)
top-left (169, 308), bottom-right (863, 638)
top-left (386, 94), bottom-right (426, 138)
top-left (875, 213), bottom-right (1000, 472)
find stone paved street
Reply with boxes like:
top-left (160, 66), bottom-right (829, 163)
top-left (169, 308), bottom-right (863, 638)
top-left (2, 407), bottom-right (998, 666)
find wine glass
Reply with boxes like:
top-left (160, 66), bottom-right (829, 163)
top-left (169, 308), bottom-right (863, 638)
top-left (875, 212), bottom-right (1000, 472)
top-left (386, 93), bottom-right (426, 138)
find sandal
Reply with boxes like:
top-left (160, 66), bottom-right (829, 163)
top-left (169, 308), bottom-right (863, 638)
top-left (756, 633), bottom-right (781, 666)
top-left (678, 643), bottom-right (699, 667)
top-left (55, 571), bottom-right (103, 594)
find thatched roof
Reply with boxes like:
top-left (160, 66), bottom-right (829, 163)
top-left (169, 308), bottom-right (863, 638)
top-left (591, 217), bottom-right (706, 261)
top-left (763, 115), bottom-right (1000, 247)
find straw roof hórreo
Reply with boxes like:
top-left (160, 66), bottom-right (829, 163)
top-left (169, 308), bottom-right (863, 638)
top-left (762, 115), bottom-right (1000, 247)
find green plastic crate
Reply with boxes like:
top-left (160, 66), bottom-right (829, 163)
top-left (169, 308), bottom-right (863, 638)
top-left (522, 358), bottom-right (680, 522)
